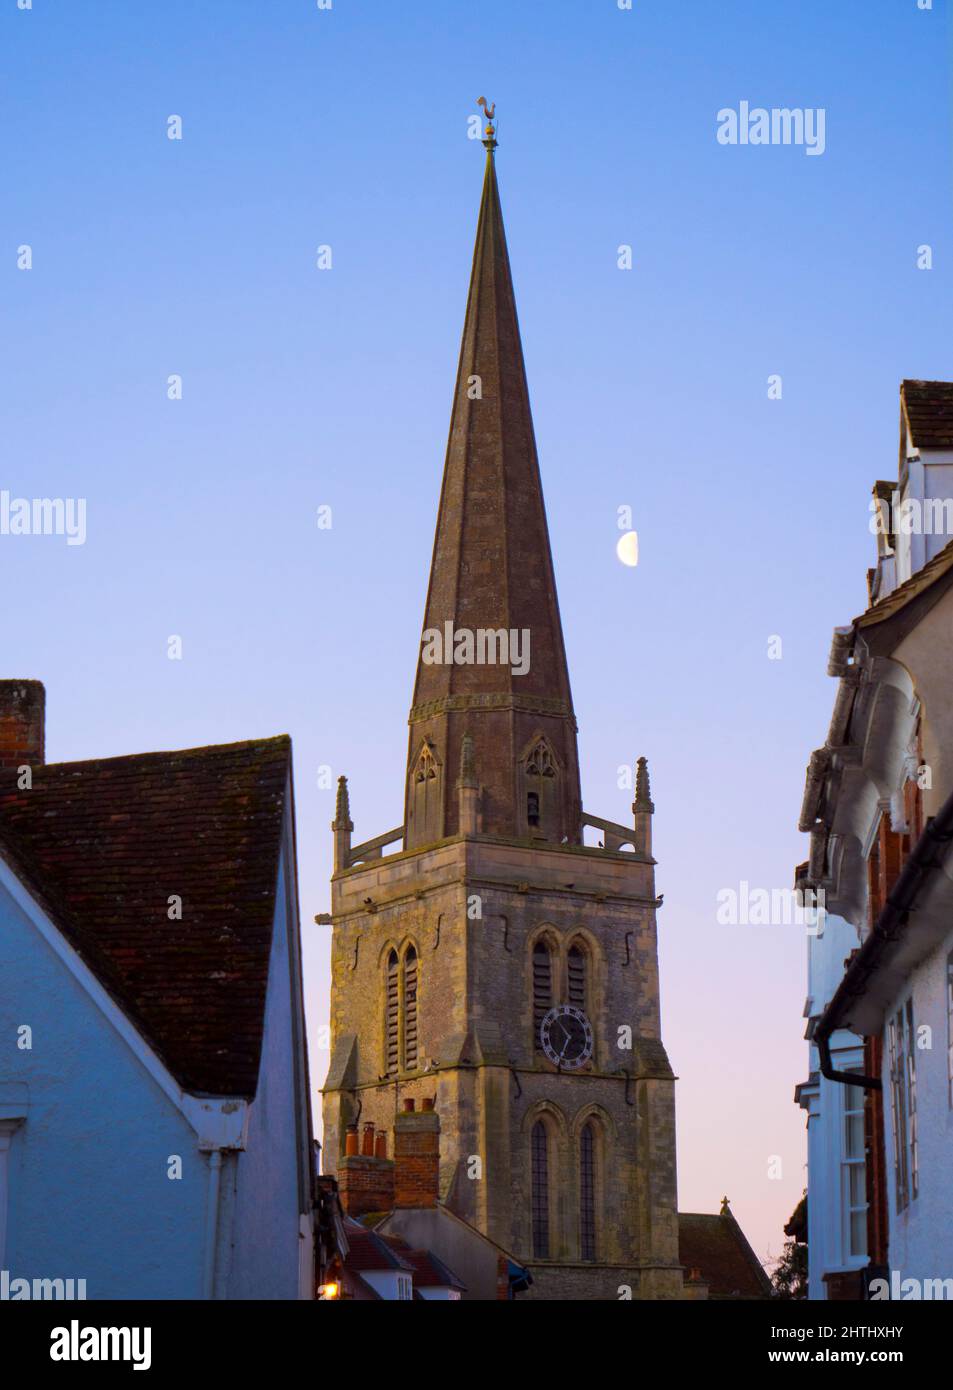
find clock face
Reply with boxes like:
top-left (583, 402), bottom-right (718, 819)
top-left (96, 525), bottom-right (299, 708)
top-left (540, 1005), bottom-right (594, 1070)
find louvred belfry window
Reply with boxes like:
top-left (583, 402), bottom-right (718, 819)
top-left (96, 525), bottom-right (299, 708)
top-left (403, 946), bottom-right (418, 1070)
top-left (385, 950), bottom-right (399, 1076)
top-left (533, 941), bottom-right (552, 1050)
top-left (567, 943), bottom-right (587, 1011)
top-left (531, 1121), bottom-right (550, 1259)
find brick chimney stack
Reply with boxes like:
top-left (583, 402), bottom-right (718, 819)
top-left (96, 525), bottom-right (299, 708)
top-left (394, 1097), bottom-right (440, 1209)
top-left (0, 681), bottom-right (45, 777)
top-left (337, 1123), bottom-right (394, 1217)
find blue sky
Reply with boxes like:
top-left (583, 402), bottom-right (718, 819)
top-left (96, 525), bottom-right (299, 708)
top-left (4, 0), bottom-right (951, 1265)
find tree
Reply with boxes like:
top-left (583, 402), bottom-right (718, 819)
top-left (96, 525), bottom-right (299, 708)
top-left (772, 1192), bottom-right (808, 1299)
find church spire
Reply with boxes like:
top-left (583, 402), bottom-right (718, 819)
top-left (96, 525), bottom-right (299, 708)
top-left (405, 111), bottom-right (582, 848)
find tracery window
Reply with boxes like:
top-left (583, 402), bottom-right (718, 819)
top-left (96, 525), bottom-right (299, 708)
top-left (579, 1122), bottom-right (596, 1262)
top-left (408, 740), bottom-right (442, 844)
top-left (521, 736), bottom-right (560, 839)
top-left (531, 1121), bottom-right (550, 1259)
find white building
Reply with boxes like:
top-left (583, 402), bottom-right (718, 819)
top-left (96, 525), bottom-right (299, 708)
top-left (797, 381), bottom-right (953, 1298)
top-left (795, 910), bottom-right (868, 1299)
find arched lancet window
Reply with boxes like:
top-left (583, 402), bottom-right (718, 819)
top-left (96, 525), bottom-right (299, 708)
top-left (385, 950), bottom-right (399, 1076)
top-left (533, 940), bottom-right (553, 1051)
top-left (579, 1122), bottom-right (597, 1261)
top-left (408, 740), bottom-right (442, 845)
top-left (403, 946), bottom-right (418, 1070)
top-left (567, 942), bottom-right (587, 1011)
top-left (531, 1120), bottom-right (550, 1259)
top-left (520, 736), bottom-right (560, 840)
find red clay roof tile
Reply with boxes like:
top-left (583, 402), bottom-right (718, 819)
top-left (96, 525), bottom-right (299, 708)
top-left (0, 736), bottom-right (291, 1097)
top-left (902, 379), bottom-right (953, 451)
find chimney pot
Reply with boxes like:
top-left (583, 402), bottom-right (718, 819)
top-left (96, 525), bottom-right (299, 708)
top-left (421, 1096), bottom-right (435, 1112)
top-left (374, 1132), bottom-right (387, 1160)
top-left (361, 1122), bottom-right (375, 1156)
top-left (344, 1125), bottom-right (359, 1157)
top-left (402, 1098), bottom-right (415, 1113)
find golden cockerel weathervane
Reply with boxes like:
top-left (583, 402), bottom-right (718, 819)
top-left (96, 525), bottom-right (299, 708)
top-left (477, 96), bottom-right (497, 149)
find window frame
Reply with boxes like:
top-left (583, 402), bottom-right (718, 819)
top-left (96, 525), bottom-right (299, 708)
top-left (0, 1118), bottom-right (25, 1270)
top-left (887, 1000), bottom-right (918, 1212)
top-left (531, 1120), bottom-right (551, 1259)
top-left (579, 1120), bottom-right (597, 1262)
top-left (840, 1080), bottom-right (867, 1262)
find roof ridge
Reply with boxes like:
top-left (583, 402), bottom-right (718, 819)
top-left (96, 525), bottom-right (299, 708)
top-left (42, 734), bottom-right (292, 774)
top-left (859, 534), bottom-right (953, 627)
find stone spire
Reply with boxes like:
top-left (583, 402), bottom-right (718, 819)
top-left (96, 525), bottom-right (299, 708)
top-left (404, 116), bottom-right (582, 849)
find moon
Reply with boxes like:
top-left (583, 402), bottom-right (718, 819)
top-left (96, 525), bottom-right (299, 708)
top-left (616, 530), bottom-right (639, 567)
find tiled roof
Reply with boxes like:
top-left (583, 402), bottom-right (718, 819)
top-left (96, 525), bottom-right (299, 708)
top-left (342, 1218), bottom-right (415, 1274)
top-left (384, 1237), bottom-right (466, 1291)
top-left (858, 534), bottom-right (953, 629)
top-left (0, 737), bottom-right (291, 1097)
top-left (902, 379), bottom-right (953, 451)
top-left (678, 1211), bottom-right (771, 1300)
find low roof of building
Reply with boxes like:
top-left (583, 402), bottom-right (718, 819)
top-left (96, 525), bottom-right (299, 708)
top-left (678, 1206), bottom-right (772, 1300)
top-left (858, 534), bottom-right (953, 635)
top-left (384, 1237), bottom-right (466, 1292)
top-left (341, 1217), bottom-right (416, 1275)
top-left (902, 378), bottom-right (953, 451)
top-left (0, 736), bottom-right (292, 1097)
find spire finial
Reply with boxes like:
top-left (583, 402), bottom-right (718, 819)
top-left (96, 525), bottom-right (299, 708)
top-left (477, 96), bottom-right (497, 151)
top-left (332, 775), bottom-right (353, 832)
top-left (633, 756), bottom-right (654, 814)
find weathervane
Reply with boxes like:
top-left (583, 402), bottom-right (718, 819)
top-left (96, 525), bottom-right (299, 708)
top-left (477, 95), bottom-right (497, 150)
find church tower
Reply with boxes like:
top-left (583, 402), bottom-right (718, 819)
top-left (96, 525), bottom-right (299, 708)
top-left (322, 113), bottom-right (683, 1300)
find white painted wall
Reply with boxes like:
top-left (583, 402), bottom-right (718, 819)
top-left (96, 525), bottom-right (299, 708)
top-left (892, 448), bottom-right (953, 588)
top-left (222, 831), bottom-right (313, 1299)
top-left (801, 911), bottom-right (868, 1299)
top-left (0, 873), bottom-right (207, 1298)
top-left (880, 921), bottom-right (953, 1284)
top-left (362, 1269), bottom-right (413, 1300)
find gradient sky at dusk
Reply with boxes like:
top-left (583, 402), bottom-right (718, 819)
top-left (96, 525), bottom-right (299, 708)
top-left (4, 0), bottom-right (951, 1266)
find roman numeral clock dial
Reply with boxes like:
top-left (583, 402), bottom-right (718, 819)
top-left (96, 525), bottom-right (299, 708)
top-left (540, 1004), bottom-right (594, 1070)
